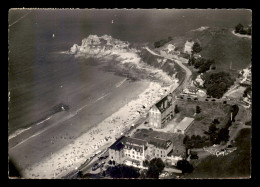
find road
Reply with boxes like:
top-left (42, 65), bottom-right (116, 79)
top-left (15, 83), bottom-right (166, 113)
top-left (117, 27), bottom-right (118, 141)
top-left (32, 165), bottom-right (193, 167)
top-left (145, 47), bottom-right (192, 95)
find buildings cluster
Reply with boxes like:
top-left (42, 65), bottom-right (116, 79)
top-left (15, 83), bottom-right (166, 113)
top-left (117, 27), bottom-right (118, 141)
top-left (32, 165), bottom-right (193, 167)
top-left (108, 135), bottom-right (179, 168)
top-left (108, 94), bottom-right (195, 168)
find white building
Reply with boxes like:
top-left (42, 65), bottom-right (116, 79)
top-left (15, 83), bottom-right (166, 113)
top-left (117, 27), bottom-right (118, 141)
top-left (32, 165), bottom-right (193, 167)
top-left (173, 117), bottom-right (195, 134)
top-left (183, 41), bottom-right (194, 54)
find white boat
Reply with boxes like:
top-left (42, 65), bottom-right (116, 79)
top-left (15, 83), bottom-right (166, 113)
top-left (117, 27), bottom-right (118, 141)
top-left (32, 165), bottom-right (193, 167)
top-left (52, 34), bottom-right (55, 38)
top-left (111, 20), bottom-right (114, 24)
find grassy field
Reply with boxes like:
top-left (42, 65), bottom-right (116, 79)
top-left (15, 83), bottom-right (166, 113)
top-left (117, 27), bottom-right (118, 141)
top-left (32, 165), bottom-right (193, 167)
top-left (183, 128), bottom-right (251, 179)
top-left (176, 99), bottom-right (231, 137)
top-left (158, 27), bottom-right (251, 80)
top-left (187, 27), bottom-right (251, 72)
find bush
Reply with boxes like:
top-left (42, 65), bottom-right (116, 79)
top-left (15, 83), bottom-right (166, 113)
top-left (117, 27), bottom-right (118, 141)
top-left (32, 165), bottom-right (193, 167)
top-left (146, 158), bottom-right (165, 179)
top-left (192, 42), bottom-right (202, 54)
top-left (196, 105), bottom-right (201, 113)
top-left (174, 105), bottom-right (180, 113)
top-left (176, 160), bottom-right (194, 173)
top-left (190, 152), bottom-right (199, 160)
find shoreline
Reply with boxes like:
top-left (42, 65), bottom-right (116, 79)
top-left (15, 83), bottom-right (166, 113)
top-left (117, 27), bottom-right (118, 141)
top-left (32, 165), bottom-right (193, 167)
top-left (231, 30), bottom-right (251, 39)
top-left (20, 79), bottom-right (178, 179)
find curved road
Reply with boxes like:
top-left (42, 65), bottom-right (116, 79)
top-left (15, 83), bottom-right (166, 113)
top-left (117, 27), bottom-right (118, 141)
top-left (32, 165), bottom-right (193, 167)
top-left (145, 47), bottom-right (192, 94)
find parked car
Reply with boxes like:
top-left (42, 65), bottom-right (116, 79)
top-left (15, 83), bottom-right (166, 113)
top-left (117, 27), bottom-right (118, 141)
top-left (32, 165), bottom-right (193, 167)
top-left (194, 98), bottom-right (198, 100)
top-left (211, 99), bottom-right (216, 101)
top-left (205, 99), bottom-right (208, 101)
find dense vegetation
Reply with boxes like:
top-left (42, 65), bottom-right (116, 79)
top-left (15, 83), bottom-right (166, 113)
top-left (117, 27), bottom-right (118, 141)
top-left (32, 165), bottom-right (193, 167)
top-left (105, 165), bottom-right (140, 178)
top-left (188, 57), bottom-right (216, 73)
top-left (203, 72), bottom-right (235, 98)
top-left (154, 36), bottom-right (173, 48)
top-left (192, 42), bottom-right (202, 54)
top-left (235, 23), bottom-right (251, 35)
top-left (176, 160), bottom-right (194, 173)
top-left (144, 158), bottom-right (165, 179)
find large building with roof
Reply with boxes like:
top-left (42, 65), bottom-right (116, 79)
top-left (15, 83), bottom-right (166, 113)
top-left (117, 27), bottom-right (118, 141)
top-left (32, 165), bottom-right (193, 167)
top-left (173, 117), bottom-right (194, 134)
top-left (108, 135), bottom-right (175, 167)
top-left (108, 136), bottom-right (148, 167)
top-left (147, 137), bottom-right (173, 160)
top-left (149, 95), bottom-right (175, 129)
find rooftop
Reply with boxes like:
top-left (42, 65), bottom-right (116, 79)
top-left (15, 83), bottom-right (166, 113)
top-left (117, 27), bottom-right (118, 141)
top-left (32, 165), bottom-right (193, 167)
top-left (109, 136), bottom-right (147, 151)
top-left (155, 95), bottom-right (173, 113)
top-left (175, 117), bottom-right (194, 131)
top-left (148, 137), bottom-right (172, 149)
top-left (109, 136), bottom-right (126, 151)
top-left (122, 137), bottom-right (147, 147)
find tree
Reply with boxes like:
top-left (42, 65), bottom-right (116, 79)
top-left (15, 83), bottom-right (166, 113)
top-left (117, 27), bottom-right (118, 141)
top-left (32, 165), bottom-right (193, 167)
top-left (217, 128), bottom-right (229, 143)
top-left (183, 135), bottom-right (189, 145)
top-left (174, 105), bottom-right (180, 113)
top-left (196, 105), bottom-right (201, 113)
top-left (143, 160), bottom-right (149, 167)
top-left (190, 151), bottom-right (199, 160)
top-left (176, 160), bottom-right (194, 173)
top-left (208, 123), bottom-right (218, 135)
top-left (235, 23), bottom-right (244, 33)
top-left (212, 118), bottom-right (220, 125)
top-left (192, 42), bottom-right (202, 54)
top-left (146, 158), bottom-right (165, 179)
top-left (77, 171), bottom-right (83, 178)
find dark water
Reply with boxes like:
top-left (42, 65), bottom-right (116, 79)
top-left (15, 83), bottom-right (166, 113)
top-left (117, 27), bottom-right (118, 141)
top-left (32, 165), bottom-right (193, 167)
top-left (8, 9), bottom-right (251, 134)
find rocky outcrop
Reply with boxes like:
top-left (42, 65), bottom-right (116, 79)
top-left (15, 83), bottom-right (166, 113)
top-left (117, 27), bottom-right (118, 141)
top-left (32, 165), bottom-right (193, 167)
top-left (69, 35), bottom-right (176, 85)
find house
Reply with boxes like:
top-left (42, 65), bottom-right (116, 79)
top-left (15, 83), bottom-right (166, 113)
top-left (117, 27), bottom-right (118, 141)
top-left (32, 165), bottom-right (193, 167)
top-left (149, 95), bottom-right (175, 129)
top-left (108, 135), bottom-right (175, 167)
top-left (108, 136), bottom-right (148, 166)
top-left (183, 40), bottom-right (194, 54)
top-left (147, 137), bottom-right (173, 161)
top-left (173, 117), bottom-right (194, 134)
top-left (166, 144), bottom-right (186, 166)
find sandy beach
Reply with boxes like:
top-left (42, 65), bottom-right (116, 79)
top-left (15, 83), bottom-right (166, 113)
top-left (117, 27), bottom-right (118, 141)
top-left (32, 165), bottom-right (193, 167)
top-left (9, 34), bottom-right (179, 179)
top-left (19, 80), bottom-right (178, 179)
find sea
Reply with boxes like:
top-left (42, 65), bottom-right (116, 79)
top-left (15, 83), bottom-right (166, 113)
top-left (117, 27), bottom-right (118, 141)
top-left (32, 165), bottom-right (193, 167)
top-left (8, 9), bottom-right (251, 135)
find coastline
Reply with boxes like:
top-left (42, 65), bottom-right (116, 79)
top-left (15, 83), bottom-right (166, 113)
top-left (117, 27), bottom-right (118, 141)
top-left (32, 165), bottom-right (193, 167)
top-left (20, 80), bottom-right (178, 178)
top-left (9, 35), bottom-right (180, 179)
top-left (231, 30), bottom-right (251, 39)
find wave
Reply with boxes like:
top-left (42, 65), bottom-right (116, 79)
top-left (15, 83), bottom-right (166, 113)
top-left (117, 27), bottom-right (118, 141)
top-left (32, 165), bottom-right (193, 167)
top-left (191, 26), bottom-right (209, 32)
